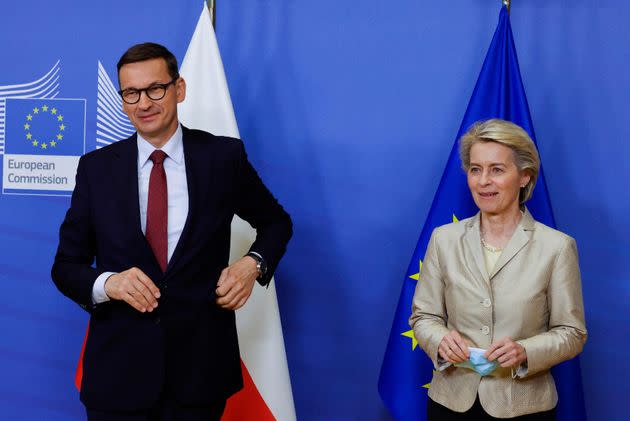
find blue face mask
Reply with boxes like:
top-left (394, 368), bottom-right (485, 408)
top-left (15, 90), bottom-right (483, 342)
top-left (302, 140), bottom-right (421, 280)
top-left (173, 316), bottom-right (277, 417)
top-left (455, 347), bottom-right (498, 376)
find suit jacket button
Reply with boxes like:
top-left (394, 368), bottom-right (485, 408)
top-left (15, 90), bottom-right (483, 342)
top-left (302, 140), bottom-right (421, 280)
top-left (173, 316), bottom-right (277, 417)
top-left (155, 317), bottom-right (161, 325)
top-left (481, 325), bottom-right (490, 335)
top-left (483, 298), bottom-right (492, 308)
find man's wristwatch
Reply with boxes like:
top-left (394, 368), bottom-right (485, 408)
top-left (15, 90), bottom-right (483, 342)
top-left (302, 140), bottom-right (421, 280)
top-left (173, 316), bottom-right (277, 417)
top-left (246, 252), bottom-right (267, 279)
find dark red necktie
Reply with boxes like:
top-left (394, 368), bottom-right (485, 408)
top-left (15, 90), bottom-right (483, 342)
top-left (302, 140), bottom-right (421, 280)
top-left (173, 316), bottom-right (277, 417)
top-left (146, 150), bottom-right (168, 272)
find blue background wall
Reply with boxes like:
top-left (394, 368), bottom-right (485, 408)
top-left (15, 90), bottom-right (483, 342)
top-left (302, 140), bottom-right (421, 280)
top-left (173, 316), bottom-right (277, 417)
top-left (0, 0), bottom-right (628, 420)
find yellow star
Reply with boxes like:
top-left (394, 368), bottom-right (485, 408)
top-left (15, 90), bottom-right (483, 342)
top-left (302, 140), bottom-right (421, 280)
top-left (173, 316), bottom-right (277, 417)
top-left (41, 143), bottom-right (48, 149)
top-left (56, 134), bottom-right (63, 140)
top-left (51, 108), bottom-right (57, 114)
top-left (422, 371), bottom-right (438, 389)
top-left (42, 105), bottom-right (49, 112)
top-left (24, 123), bottom-right (30, 130)
top-left (33, 107), bottom-right (39, 114)
top-left (32, 140), bottom-right (39, 146)
top-left (59, 124), bottom-right (66, 131)
top-left (50, 141), bottom-right (57, 147)
top-left (26, 133), bottom-right (32, 140)
top-left (452, 214), bottom-right (459, 223)
top-left (57, 115), bottom-right (63, 121)
top-left (409, 259), bottom-right (423, 281)
top-left (401, 330), bottom-right (419, 350)
top-left (26, 114), bottom-right (33, 121)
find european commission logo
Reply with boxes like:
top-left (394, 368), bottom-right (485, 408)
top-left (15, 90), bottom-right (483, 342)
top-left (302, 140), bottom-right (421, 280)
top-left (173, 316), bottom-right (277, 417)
top-left (1, 61), bottom-right (86, 196)
top-left (0, 60), bottom-right (135, 197)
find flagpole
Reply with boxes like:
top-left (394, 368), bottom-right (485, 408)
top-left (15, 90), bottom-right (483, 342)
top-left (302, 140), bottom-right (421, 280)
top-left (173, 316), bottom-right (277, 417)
top-left (502, 0), bottom-right (511, 14)
top-left (207, 0), bottom-right (216, 28)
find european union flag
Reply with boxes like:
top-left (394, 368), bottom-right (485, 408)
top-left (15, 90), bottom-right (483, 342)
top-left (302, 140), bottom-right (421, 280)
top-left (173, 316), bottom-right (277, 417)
top-left (4, 98), bottom-right (85, 156)
top-left (378, 7), bottom-right (586, 420)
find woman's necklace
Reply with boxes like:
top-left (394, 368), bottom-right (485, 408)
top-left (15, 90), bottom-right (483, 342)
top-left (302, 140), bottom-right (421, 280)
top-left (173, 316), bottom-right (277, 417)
top-left (480, 210), bottom-right (524, 253)
top-left (480, 234), bottom-right (503, 253)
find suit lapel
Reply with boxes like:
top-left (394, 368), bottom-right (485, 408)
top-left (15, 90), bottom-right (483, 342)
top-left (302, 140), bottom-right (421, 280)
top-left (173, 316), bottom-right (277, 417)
top-left (166, 127), bottom-right (205, 273)
top-left (115, 135), bottom-right (144, 240)
top-left (463, 213), bottom-right (491, 285)
top-left (489, 209), bottom-right (535, 280)
top-left (114, 134), bottom-right (161, 271)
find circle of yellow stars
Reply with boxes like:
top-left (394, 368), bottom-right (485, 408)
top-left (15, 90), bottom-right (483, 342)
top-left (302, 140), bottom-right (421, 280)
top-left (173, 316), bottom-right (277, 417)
top-left (23, 104), bottom-right (66, 150)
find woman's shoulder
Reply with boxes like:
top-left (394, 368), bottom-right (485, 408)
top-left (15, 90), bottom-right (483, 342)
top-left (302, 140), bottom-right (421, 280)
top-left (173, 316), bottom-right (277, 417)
top-left (430, 214), bottom-right (475, 240)
top-left (531, 219), bottom-right (577, 250)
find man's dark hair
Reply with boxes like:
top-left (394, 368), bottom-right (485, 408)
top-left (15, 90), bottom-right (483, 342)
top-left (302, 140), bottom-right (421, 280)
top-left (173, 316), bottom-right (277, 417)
top-left (117, 42), bottom-right (180, 83)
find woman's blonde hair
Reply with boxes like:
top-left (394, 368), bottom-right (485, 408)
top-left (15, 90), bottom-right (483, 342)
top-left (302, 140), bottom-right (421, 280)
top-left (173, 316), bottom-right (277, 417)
top-left (459, 119), bottom-right (540, 204)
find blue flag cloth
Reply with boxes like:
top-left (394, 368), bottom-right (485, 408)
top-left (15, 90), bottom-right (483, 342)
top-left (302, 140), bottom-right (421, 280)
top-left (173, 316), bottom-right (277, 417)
top-left (378, 6), bottom-right (586, 420)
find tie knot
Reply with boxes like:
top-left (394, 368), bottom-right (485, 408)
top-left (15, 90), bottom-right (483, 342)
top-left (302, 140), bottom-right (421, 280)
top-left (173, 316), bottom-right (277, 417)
top-left (149, 150), bottom-right (167, 165)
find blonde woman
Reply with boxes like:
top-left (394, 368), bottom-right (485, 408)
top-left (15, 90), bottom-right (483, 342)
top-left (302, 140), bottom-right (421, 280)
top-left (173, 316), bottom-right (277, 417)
top-left (410, 119), bottom-right (586, 420)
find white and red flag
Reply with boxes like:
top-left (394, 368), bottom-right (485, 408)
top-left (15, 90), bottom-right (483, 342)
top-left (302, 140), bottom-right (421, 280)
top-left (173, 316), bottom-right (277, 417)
top-left (178, 5), bottom-right (296, 421)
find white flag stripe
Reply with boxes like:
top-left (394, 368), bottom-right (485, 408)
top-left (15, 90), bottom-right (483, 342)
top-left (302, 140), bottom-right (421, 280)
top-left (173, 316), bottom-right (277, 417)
top-left (178, 6), bottom-right (296, 421)
top-left (178, 8), bottom-right (239, 138)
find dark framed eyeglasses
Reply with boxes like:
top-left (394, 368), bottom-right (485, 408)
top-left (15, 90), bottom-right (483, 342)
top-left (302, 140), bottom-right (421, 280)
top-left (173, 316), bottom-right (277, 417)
top-left (118, 79), bottom-right (178, 104)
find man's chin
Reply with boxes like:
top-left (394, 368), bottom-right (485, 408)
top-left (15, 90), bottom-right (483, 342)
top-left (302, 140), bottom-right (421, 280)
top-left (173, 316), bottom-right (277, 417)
top-left (135, 122), bottom-right (159, 133)
top-left (135, 123), bottom-right (178, 146)
top-left (135, 121), bottom-right (163, 135)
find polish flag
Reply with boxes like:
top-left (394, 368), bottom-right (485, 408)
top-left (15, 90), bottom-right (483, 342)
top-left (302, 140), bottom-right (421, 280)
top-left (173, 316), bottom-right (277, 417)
top-left (178, 5), bottom-right (296, 421)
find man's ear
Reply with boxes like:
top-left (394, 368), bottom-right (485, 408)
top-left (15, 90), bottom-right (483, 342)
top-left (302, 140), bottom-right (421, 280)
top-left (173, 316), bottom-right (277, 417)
top-left (176, 77), bottom-right (186, 103)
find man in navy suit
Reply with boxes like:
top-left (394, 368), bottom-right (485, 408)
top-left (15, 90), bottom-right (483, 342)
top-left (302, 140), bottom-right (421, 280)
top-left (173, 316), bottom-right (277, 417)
top-left (51, 43), bottom-right (292, 420)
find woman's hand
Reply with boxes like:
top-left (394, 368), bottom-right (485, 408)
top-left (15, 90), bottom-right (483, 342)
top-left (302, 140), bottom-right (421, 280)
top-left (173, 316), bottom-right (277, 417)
top-left (438, 330), bottom-right (470, 363)
top-left (484, 337), bottom-right (527, 368)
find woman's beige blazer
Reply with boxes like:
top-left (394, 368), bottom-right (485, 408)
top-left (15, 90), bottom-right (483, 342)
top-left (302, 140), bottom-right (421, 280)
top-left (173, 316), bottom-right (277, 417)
top-left (409, 210), bottom-right (586, 418)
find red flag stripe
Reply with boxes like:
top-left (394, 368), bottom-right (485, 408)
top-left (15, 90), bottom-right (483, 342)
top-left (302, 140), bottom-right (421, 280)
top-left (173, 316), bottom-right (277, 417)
top-left (75, 323), bottom-right (89, 391)
top-left (222, 359), bottom-right (276, 421)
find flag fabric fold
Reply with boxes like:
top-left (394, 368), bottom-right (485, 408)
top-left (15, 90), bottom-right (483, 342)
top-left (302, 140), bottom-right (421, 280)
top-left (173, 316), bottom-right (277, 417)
top-left (378, 6), bottom-right (586, 420)
top-left (178, 5), bottom-right (296, 421)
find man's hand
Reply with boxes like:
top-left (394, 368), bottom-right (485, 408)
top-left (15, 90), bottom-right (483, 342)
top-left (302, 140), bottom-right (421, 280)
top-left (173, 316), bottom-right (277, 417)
top-left (438, 330), bottom-right (470, 363)
top-left (484, 337), bottom-right (527, 368)
top-left (215, 256), bottom-right (259, 310)
top-left (104, 267), bottom-right (160, 313)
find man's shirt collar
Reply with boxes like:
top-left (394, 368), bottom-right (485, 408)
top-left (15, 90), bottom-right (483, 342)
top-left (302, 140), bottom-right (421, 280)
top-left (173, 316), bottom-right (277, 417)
top-left (137, 124), bottom-right (184, 168)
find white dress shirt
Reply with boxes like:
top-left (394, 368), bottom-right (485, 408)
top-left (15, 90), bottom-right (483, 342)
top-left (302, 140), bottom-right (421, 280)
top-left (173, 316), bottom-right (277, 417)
top-left (92, 125), bottom-right (188, 303)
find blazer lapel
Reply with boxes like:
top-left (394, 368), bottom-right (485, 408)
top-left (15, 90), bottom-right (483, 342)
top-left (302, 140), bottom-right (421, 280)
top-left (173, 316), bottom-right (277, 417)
top-left (114, 135), bottom-right (161, 270)
top-left (489, 209), bottom-right (535, 280)
top-left (463, 213), bottom-right (491, 285)
top-left (166, 127), bottom-right (204, 273)
top-left (115, 135), bottom-right (144, 240)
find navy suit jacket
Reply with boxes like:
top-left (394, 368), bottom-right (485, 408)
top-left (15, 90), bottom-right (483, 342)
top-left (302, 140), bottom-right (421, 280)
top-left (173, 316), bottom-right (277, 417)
top-left (51, 126), bottom-right (292, 411)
